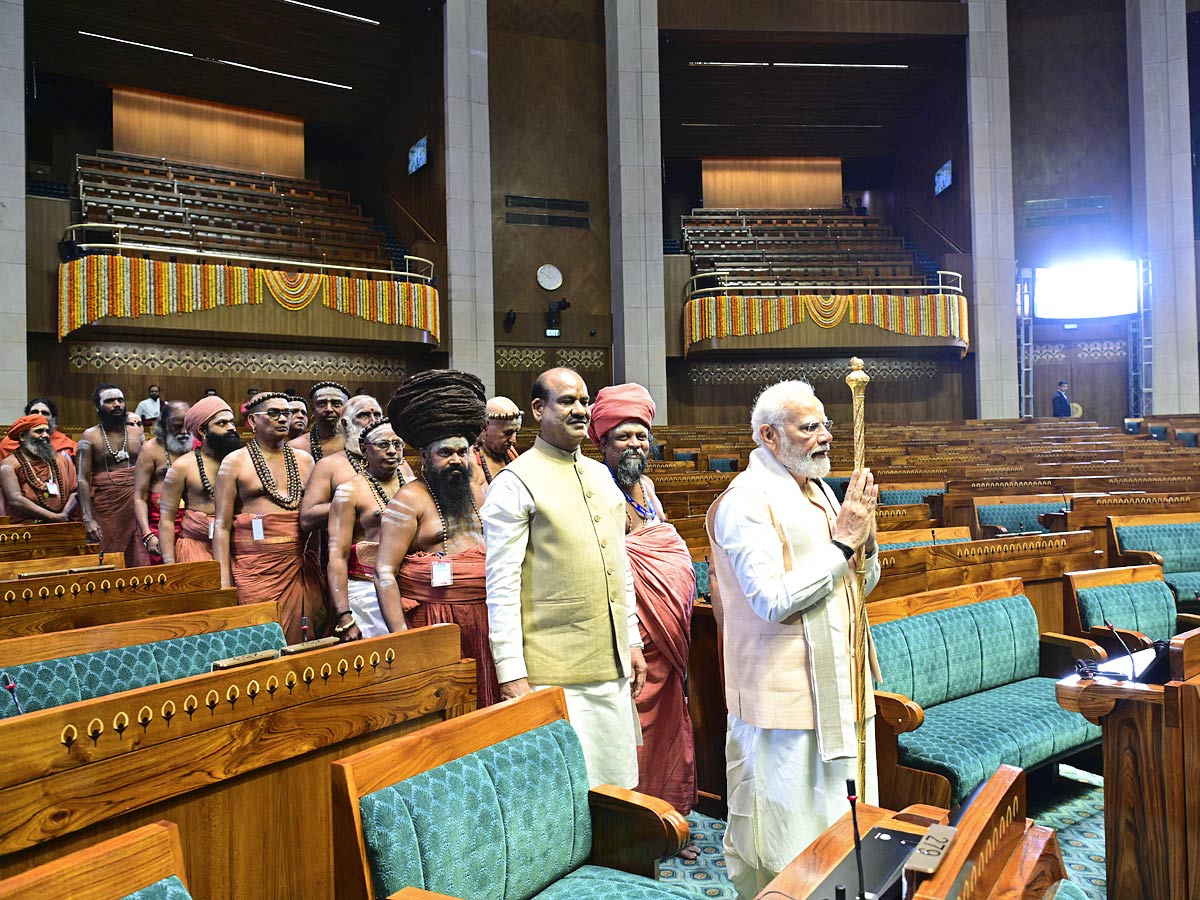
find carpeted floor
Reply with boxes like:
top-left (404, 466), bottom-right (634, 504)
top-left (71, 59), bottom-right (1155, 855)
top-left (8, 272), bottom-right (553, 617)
top-left (659, 764), bottom-right (1107, 900)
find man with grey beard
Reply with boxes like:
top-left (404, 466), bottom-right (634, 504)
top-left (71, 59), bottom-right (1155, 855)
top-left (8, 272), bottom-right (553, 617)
top-left (134, 400), bottom-right (191, 564)
top-left (705, 379), bottom-right (879, 899)
top-left (0, 414), bottom-right (78, 524)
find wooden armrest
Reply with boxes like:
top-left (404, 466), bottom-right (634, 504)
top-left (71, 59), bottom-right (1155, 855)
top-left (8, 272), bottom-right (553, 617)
top-left (893, 803), bottom-right (950, 827)
top-left (874, 690), bottom-right (924, 734)
top-left (388, 889), bottom-right (462, 900)
top-left (1040, 632), bottom-right (1106, 676)
top-left (1087, 625), bottom-right (1152, 652)
top-left (1177, 613), bottom-right (1200, 630)
top-left (980, 524), bottom-right (1007, 539)
top-left (587, 784), bottom-right (689, 878)
top-left (1120, 550), bottom-right (1164, 567)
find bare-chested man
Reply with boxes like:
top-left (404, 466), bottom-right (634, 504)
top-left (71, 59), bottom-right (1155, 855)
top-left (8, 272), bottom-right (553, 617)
top-left (299, 394), bottom-right (389, 534)
top-left (0, 415), bottom-right (78, 525)
top-left (472, 396), bottom-right (523, 486)
top-left (133, 400), bottom-right (191, 564)
top-left (288, 381), bottom-right (349, 461)
top-left (287, 396), bottom-right (309, 441)
top-left (213, 391), bottom-right (323, 643)
top-left (327, 420), bottom-right (405, 641)
top-left (373, 369), bottom-right (499, 706)
top-left (77, 383), bottom-right (150, 566)
top-left (158, 396), bottom-right (240, 564)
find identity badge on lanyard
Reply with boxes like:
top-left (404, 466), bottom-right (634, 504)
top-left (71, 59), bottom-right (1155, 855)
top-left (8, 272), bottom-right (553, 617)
top-left (431, 553), bottom-right (454, 587)
top-left (251, 515), bottom-right (265, 541)
top-left (208, 519), bottom-right (216, 540)
top-left (45, 480), bottom-right (59, 496)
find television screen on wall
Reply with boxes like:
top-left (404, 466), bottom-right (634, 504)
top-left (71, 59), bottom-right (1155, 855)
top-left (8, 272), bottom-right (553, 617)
top-left (934, 160), bottom-right (952, 196)
top-left (408, 136), bottom-right (428, 175)
top-left (1033, 259), bottom-right (1138, 319)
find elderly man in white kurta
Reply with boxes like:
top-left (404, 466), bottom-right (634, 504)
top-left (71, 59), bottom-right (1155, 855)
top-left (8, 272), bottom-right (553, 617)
top-left (482, 367), bottom-right (648, 788)
top-left (706, 379), bottom-right (881, 899)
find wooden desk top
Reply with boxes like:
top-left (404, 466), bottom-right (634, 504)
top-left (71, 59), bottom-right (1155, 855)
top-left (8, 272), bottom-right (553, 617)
top-left (754, 804), bottom-right (942, 899)
top-left (1056, 670), bottom-right (1166, 724)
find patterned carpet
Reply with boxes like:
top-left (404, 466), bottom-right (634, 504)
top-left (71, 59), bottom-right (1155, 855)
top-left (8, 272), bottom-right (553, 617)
top-left (659, 765), bottom-right (1107, 900)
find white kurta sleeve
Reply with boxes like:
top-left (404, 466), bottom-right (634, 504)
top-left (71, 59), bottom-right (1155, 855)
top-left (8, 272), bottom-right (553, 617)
top-left (712, 488), bottom-right (850, 624)
top-left (481, 471), bottom-right (535, 683)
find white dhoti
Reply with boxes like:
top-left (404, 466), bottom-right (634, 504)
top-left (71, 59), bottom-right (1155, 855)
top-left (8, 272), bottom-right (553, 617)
top-left (347, 578), bottom-right (390, 638)
top-left (534, 677), bottom-right (640, 788)
top-left (724, 714), bottom-right (878, 900)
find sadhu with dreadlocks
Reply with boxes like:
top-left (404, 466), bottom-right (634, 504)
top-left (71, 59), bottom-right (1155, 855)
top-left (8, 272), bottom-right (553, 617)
top-left (372, 368), bottom-right (500, 707)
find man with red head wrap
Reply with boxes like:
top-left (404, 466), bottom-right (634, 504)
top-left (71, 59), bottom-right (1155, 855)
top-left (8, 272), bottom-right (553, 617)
top-left (0, 415), bottom-right (79, 525)
top-left (588, 383), bottom-right (699, 851)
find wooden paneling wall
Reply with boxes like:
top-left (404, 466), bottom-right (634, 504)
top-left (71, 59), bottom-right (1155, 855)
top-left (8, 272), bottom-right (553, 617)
top-left (493, 346), bottom-right (612, 414)
top-left (112, 88), bottom-right (305, 178)
top-left (1031, 318), bottom-right (1129, 426)
top-left (487, 0), bottom-right (613, 354)
top-left (29, 335), bottom-right (425, 430)
top-left (667, 353), bottom-right (970, 425)
top-left (1007, 0), bottom-right (1132, 266)
top-left (701, 158), bottom-right (843, 209)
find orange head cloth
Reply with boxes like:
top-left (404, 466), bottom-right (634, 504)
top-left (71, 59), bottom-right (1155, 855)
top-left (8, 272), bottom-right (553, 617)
top-left (586, 383), bottom-right (655, 446)
top-left (184, 395), bottom-right (233, 438)
top-left (6, 414), bottom-right (48, 441)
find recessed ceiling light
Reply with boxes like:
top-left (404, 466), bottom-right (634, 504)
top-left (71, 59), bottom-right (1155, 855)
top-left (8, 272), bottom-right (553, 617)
top-left (77, 31), bottom-right (193, 57)
top-left (278, 0), bottom-right (381, 25)
top-left (77, 31), bottom-right (353, 90)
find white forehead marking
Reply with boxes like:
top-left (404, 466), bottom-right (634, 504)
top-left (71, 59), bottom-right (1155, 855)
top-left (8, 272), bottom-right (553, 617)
top-left (99, 389), bottom-right (124, 403)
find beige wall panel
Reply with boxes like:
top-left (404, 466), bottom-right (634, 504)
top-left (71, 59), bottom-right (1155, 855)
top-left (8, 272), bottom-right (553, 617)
top-left (701, 157), bottom-right (843, 209)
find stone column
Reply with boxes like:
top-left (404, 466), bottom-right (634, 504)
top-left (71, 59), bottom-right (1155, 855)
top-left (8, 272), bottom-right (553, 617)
top-left (0, 0), bottom-right (26, 417)
top-left (605, 0), bottom-right (668, 421)
top-left (444, 0), bottom-right (496, 394)
top-left (1127, 0), bottom-right (1198, 414)
top-left (966, 0), bottom-right (1018, 419)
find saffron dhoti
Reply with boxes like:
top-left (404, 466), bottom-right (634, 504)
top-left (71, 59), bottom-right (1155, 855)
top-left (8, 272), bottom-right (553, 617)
top-left (91, 467), bottom-right (150, 567)
top-left (175, 509), bottom-right (214, 563)
top-left (399, 546), bottom-right (499, 707)
top-left (231, 511), bottom-right (325, 643)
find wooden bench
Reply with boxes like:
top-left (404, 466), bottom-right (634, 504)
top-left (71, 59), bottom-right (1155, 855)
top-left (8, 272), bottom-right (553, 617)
top-left (1107, 512), bottom-right (1200, 608)
top-left (0, 524), bottom-right (94, 563)
top-left (0, 553), bottom-right (124, 582)
top-left (1062, 564), bottom-right (1200, 659)
top-left (0, 561), bottom-right (230, 638)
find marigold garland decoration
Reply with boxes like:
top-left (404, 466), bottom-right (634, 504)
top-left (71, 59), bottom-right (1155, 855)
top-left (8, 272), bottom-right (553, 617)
top-left (683, 292), bottom-right (969, 355)
top-left (58, 256), bottom-right (441, 342)
top-left (258, 270), bottom-right (323, 311)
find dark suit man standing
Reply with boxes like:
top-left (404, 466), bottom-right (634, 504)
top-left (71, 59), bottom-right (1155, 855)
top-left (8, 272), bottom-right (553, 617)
top-left (1052, 381), bottom-right (1072, 417)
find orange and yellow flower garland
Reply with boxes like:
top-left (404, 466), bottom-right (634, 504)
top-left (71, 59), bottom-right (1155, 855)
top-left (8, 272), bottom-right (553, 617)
top-left (58, 256), bottom-right (441, 341)
top-left (683, 292), bottom-right (969, 354)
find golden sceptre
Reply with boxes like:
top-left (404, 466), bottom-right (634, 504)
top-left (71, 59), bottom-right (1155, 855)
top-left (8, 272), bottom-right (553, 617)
top-left (845, 356), bottom-right (871, 794)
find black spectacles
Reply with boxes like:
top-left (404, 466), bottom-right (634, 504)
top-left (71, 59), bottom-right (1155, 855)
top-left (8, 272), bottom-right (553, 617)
top-left (253, 408), bottom-right (291, 421)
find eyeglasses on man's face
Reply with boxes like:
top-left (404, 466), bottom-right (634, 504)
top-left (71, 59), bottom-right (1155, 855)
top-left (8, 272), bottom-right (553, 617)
top-left (784, 419), bottom-right (833, 435)
top-left (254, 408), bottom-right (291, 421)
top-left (367, 439), bottom-right (404, 451)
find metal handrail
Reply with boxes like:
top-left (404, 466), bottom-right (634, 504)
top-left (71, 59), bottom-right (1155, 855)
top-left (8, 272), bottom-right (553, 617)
top-left (685, 269), bottom-right (964, 302)
top-left (64, 225), bottom-right (435, 282)
top-left (905, 206), bottom-right (965, 254)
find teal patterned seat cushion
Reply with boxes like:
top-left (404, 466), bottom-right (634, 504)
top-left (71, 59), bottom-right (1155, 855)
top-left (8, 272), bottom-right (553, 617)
top-left (1149, 425), bottom-right (1168, 440)
top-left (673, 451), bottom-right (697, 462)
top-left (693, 561), bottom-right (710, 600)
top-left (1076, 581), bottom-right (1176, 642)
top-left (1116, 524), bottom-right (1200, 574)
top-left (531, 866), bottom-right (698, 900)
top-left (359, 719), bottom-right (596, 900)
top-left (1050, 880), bottom-right (1090, 900)
top-left (823, 477), bottom-right (849, 503)
top-left (873, 595), bottom-right (1040, 709)
top-left (75, 644), bottom-right (161, 702)
top-left (880, 488), bottom-right (944, 506)
top-left (0, 656), bottom-right (81, 718)
top-left (976, 502), bottom-right (1063, 535)
top-left (153, 623), bottom-right (285, 682)
top-left (1164, 572), bottom-right (1200, 603)
top-left (708, 458), bottom-right (737, 472)
top-left (119, 875), bottom-right (193, 900)
top-left (879, 539), bottom-right (969, 550)
top-left (1177, 431), bottom-right (1199, 448)
top-left (897, 677), bottom-right (1101, 803)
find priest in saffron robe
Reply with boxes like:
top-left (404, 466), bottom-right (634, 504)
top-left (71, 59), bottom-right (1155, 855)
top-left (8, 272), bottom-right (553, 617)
top-left (0, 415), bottom-right (79, 525)
top-left (373, 369), bottom-right (500, 707)
top-left (589, 383), bottom-right (699, 833)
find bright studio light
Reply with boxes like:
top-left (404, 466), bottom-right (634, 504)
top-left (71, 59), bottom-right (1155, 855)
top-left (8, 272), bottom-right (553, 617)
top-left (1033, 259), bottom-right (1138, 319)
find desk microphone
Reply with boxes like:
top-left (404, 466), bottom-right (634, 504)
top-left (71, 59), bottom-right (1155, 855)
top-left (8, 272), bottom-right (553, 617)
top-left (1061, 490), bottom-right (1070, 514)
top-left (2, 671), bottom-right (22, 715)
top-left (301, 615), bottom-right (309, 643)
top-left (846, 778), bottom-right (866, 900)
top-left (1104, 618), bottom-right (1138, 682)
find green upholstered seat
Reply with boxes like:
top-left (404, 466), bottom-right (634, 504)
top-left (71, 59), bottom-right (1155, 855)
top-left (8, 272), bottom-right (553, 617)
top-left (0, 623), bottom-right (285, 720)
top-left (708, 458), bottom-right (737, 472)
top-left (976, 502), bottom-right (1063, 535)
top-left (672, 451), bottom-right (697, 462)
top-left (1115, 524), bottom-right (1200, 603)
top-left (822, 476), bottom-right (849, 503)
top-left (873, 594), bottom-right (1099, 804)
top-left (1177, 431), bottom-right (1199, 448)
top-left (358, 718), bottom-right (695, 900)
top-left (879, 488), bottom-right (944, 506)
top-left (1149, 425), bottom-right (1168, 440)
top-left (1076, 581), bottom-right (1176, 643)
top-left (1050, 880), bottom-right (1090, 900)
top-left (118, 875), bottom-right (193, 900)
top-left (878, 539), bottom-right (969, 550)
top-left (693, 561), bottom-right (710, 600)
top-left (1164, 572), bottom-right (1200, 603)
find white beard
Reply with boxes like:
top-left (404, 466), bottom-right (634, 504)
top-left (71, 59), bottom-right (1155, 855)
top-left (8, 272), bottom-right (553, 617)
top-left (776, 440), bottom-right (831, 479)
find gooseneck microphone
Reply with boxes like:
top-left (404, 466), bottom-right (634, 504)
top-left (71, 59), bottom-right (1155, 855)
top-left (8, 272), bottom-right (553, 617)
top-left (1104, 618), bottom-right (1139, 682)
top-left (2, 671), bottom-right (22, 715)
top-left (846, 778), bottom-right (866, 900)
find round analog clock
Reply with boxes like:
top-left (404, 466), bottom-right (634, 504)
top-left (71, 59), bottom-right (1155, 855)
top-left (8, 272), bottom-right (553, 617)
top-left (536, 263), bottom-right (563, 291)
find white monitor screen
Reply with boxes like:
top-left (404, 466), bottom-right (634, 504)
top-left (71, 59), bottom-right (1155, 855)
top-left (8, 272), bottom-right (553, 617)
top-left (934, 160), bottom-right (952, 196)
top-left (407, 136), bottom-right (428, 175)
top-left (1033, 259), bottom-right (1138, 319)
